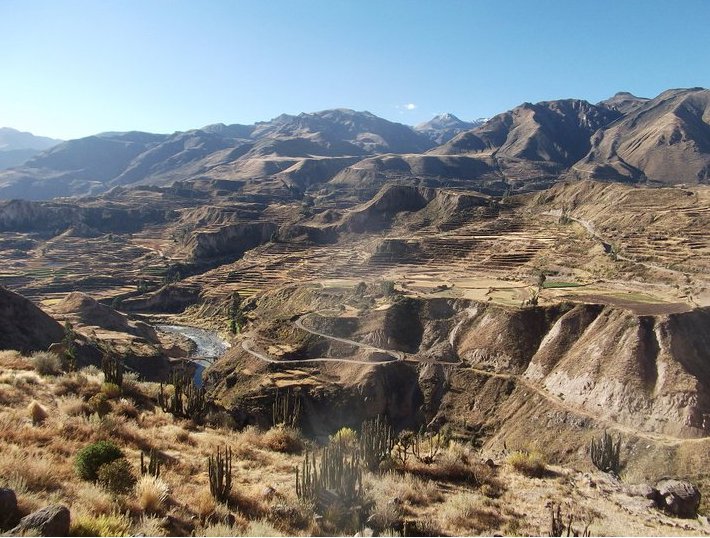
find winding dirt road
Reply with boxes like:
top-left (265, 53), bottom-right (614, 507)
top-left (241, 311), bottom-right (708, 446)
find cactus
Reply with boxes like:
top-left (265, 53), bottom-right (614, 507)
top-left (208, 446), bottom-right (232, 502)
top-left (158, 368), bottom-right (205, 419)
top-left (295, 441), bottom-right (363, 506)
top-left (272, 389), bottom-right (301, 428)
top-left (413, 429), bottom-right (444, 465)
top-left (359, 415), bottom-right (393, 472)
top-left (140, 448), bottom-right (161, 478)
top-left (393, 430), bottom-right (415, 466)
top-left (589, 431), bottom-right (621, 475)
top-left (549, 503), bottom-right (591, 537)
top-left (102, 353), bottom-right (124, 387)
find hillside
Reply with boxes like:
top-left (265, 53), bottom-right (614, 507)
top-left (571, 88), bottom-right (710, 184)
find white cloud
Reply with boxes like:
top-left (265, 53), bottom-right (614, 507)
top-left (404, 103), bottom-right (417, 110)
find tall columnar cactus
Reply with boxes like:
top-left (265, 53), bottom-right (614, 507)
top-left (158, 369), bottom-right (206, 419)
top-left (295, 441), bottom-right (363, 507)
top-left (272, 389), bottom-right (301, 428)
top-left (208, 446), bottom-right (232, 502)
top-left (359, 415), bottom-right (394, 472)
top-left (102, 353), bottom-right (124, 387)
top-left (140, 448), bottom-right (161, 478)
top-left (589, 431), bottom-right (622, 475)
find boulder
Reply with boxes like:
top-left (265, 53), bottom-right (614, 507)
top-left (8, 505), bottom-right (70, 537)
top-left (655, 479), bottom-right (701, 518)
top-left (0, 488), bottom-right (18, 530)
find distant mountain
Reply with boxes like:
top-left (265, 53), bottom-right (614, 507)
top-left (414, 113), bottom-right (485, 144)
top-left (0, 127), bottom-right (62, 170)
top-left (1, 89), bottom-right (708, 200)
top-left (572, 87), bottom-right (710, 184)
top-left (0, 109), bottom-right (434, 200)
top-left (597, 91), bottom-right (650, 115)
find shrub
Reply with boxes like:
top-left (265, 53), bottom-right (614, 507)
top-left (262, 425), bottom-right (304, 454)
top-left (331, 427), bottom-right (358, 449)
top-left (32, 351), bottom-right (62, 376)
top-left (506, 450), bottom-right (547, 478)
top-left (70, 512), bottom-right (131, 537)
top-left (75, 440), bottom-right (124, 481)
top-left (27, 400), bottom-right (48, 426)
top-left (101, 382), bottom-right (122, 399)
top-left (135, 475), bottom-right (169, 513)
top-left (97, 458), bottom-right (137, 494)
top-left (88, 393), bottom-right (112, 417)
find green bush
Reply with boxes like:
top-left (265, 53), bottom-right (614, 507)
top-left (97, 458), bottom-right (136, 493)
top-left (75, 441), bottom-right (124, 481)
top-left (101, 382), bottom-right (122, 399)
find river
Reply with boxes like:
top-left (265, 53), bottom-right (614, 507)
top-left (155, 324), bottom-right (229, 386)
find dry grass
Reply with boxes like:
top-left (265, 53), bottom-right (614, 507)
top-left (27, 400), bottom-right (48, 426)
top-left (0, 349), bottom-right (32, 370)
top-left (366, 471), bottom-right (444, 507)
top-left (31, 351), bottom-right (63, 376)
top-left (506, 450), bottom-right (548, 478)
top-left (261, 425), bottom-right (304, 454)
top-left (135, 475), bottom-right (169, 514)
top-left (58, 395), bottom-right (91, 417)
top-left (441, 491), bottom-right (504, 534)
top-left (70, 512), bottom-right (132, 537)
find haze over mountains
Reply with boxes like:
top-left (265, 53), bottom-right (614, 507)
top-left (0, 127), bottom-right (61, 171)
top-left (0, 87), bottom-right (708, 200)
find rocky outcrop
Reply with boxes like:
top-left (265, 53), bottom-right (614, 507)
top-left (654, 479), bottom-right (701, 518)
top-left (0, 489), bottom-right (18, 530)
top-left (186, 221), bottom-right (277, 261)
top-left (120, 283), bottom-right (202, 314)
top-left (8, 505), bottom-right (70, 537)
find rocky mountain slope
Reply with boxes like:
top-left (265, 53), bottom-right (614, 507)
top-left (571, 88), bottom-right (710, 184)
top-left (1, 88), bottom-right (708, 201)
top-left (0, 110), bottom-right (434, 200)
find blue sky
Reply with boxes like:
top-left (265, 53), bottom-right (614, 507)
top-left (1, 0), bottom-right (708, 139)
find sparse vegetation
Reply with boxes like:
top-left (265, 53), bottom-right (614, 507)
top-left (506, 450), bottom-right (547, 478)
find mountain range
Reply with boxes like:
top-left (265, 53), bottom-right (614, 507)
top-left (0, 87), bottom-right (708, 200)
top-left (0, 127), bottom-right (61, 171)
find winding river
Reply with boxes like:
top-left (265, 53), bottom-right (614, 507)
top-left (156, 324), bottom-right (229, 386)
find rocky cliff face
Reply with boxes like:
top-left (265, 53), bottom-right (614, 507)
top-left (207, 286), bottom-right (710, 448)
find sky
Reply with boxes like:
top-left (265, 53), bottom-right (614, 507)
top-left (1, 0), bottom-right (709, 140)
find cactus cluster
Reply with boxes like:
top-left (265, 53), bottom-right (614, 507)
top-left (208, 446), bottom-right (232, 502)
top-left (359, 415), bottom-right (393, 472)
top-left (589, 431), bottom-right (621, 475)
top-left (158, 369), bottom-right (206, 419)
top-left (272, 389), bottom-right (301, 428)
top-left (102, 353), bottom-right (124, 387)
top-left (296, 442), bottom-right (363, 508)
top-left (140, 448), bottom-right (161, 478)
top-left (550, 503), bottom-right (591, 537)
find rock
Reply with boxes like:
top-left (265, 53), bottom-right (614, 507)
top-left (0, 488), bottom-right (18, 530)
top-left (8, 505), bottom-right (70, 537)
top-left (626, 483), bottom-right (658, 500)
top-left (260, 485), bottom-right (276, 501)
top-left (655, 479), bottom-right (701, 518)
